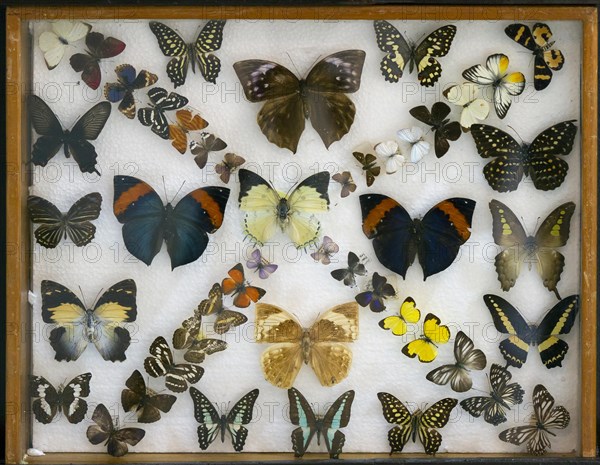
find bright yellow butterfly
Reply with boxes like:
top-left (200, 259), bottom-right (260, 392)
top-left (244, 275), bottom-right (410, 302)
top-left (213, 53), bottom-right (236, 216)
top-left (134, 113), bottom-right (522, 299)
top-left (379, 297), bottom-right (421, 336)
top-left (402, 313), bottom-right (450, 363)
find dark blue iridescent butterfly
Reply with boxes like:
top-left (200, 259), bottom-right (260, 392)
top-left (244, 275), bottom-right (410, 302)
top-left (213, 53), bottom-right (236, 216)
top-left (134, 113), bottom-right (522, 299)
top-left (104, 64), bottom-right (158, 119)
top-left (360, 194), bottom-right (475, 280)
top-left (355, 272), bottom-right (396, 313)
top-left (113, 176), bottom-right (230, 269)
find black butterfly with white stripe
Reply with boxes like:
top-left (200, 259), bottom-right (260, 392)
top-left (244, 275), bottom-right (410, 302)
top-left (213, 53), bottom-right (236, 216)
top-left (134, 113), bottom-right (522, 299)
top-left (137, 87), bottom-right (189, 139)
top-left (30, 373), bottom-right (91, 424)
top-left (28, 193), bottom-right (102, 248)
top-left (144, 336), bottom-right (203, 393)
top-left (460, 363), bottom-right (524, 425)
top-left (190, 387), bottom-right (259, 452)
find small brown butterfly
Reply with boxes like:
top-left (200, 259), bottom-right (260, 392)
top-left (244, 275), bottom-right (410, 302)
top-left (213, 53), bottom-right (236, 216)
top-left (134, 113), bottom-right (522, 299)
top-left (190, 132), bottom-right (227, 169)
top-left (353, 151), bottom-right (380, 187)
top-left (215, 153), bottom-right (246, 184)
top-left (169, 109), bottom-right (209, 154)
top-left (332, 171), bottom-right (357, 198)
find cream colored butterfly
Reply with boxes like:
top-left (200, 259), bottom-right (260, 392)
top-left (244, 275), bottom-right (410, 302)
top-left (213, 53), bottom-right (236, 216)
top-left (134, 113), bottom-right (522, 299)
top-left (39, 21), bottom-right (91, 70)
top-left (255, 302), bottom-right (359, 388)
top-left (443, 83), bottom-right (490, 131)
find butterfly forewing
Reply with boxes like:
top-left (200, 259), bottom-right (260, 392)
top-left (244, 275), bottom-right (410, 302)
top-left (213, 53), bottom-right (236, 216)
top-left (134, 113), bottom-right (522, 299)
top-left (414, 25), bottom-right (457, 86)
top-left (194, 20), bottom-right (226, 83)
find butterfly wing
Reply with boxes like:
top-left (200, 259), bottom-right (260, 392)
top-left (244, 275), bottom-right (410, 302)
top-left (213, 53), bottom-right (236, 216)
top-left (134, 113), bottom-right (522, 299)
top-left (238, 169), bottom-right (281, 245)
top-left (379, 297), bottom-right (420, 336)
top-left (402, 313), bottom-right (449, 363)
top-left (331, 251), bottom-right (365, 287)
top-left (67, 100), bottom-right (111, 173)
top-left (86, 403), bottom-right (113, 447)
top-left (29, 95), bottom-right (64, 167)
top-left (184, 338), bottom-right (227, 363)
top-left (321, 390), bottom-right (354, 459)
top-left (109, 428), bottom-right (146, 457)
top-left (377, 392), bottom-right (413, 453)
top-left (62, 192), bottom-right (103, 246)
top-left (535, 295), bottom-right (579, 368)
top-left (413, 25), bottom-right (456, 86)
top-left (30, 376), bottom-right (60, 424)
top-left (373, 20), bottom-right (410, 83)
top-left (419, 197), bottom-right (475, 279)
top-left (69, 52), bottom-right (100, 90)
top-left (288, 388), bottom-right (318, 457)
top-left (39, 21), bottom-right (90, 69)
top-left (189, 387), bottom-right (221, 450)
top-left (360, 194), bottom-right (416, 279)
top-left (225, 389), bottom-right (259, 451)
top-left (149, 22), bottom-right (189, 87)
top-left (60, 372), bottom-right (92, 423)
top-left (27, 195), bottom-right (66, 248)
top-left (194, 20), bottom-right (226, 84)
top-left (418, 398), bottom-right (457, 455)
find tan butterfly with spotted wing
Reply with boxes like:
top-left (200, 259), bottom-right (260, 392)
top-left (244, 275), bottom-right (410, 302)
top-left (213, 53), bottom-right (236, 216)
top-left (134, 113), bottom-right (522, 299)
top-left (255, 302), bottom-right (359, 388)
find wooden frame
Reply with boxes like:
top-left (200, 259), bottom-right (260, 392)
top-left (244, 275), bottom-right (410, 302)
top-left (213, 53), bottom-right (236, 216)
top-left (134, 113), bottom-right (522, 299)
top-left (4, 5), bottom-right (598, 463)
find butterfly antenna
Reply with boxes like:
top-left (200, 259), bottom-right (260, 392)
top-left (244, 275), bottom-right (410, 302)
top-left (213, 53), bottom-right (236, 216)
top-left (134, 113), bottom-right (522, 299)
top-left (162, 176), bottom-right (169, 203)
top-left (90, 288), bottom-right (104, 309)
top-left (506, 125), bottom-right (524, 145)
top-left (520, 215), bottom-right (530, 236)
top-left (286, 52), bottom-right (302, 77)
top-left (78, 286), bottom-right (88, 309)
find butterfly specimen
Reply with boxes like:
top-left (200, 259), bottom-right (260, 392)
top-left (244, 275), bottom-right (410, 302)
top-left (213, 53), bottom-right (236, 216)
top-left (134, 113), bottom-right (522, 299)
top-left (484, 294), bottom-right (579, 369)
top-left (360, 194), bottom-right (476, 280)
top-left (172, 310), bottom-right (228, 363)
top-left (69, 32), bottom-right (126, 90)
top-left (198, 282), bottom-right (248, 334)
top-left (121, 369), bottom-right (176, 423)
top-left (332, 171), bottom-right (357, 198)
top-left (137, 87), bottom-right (189, 139)
top-left (355, 272), bottom-right (396, 312)
top-left (353, 151), bottom-right (381, 186)
top-left (426, 331), bottom-right (486, 392)
top-left (330, 251), bottom-right (367, 287)
top-left (373, 21), bottom-right (456, 86)
top-left (246, 249), bottom-right (278, 279)
top-left (28, 192), bottom-right (102, 248)
top-left (113, 175), bottom-right (230, 269)
top-left (238, 169), bottom-right (330, 248)
top-left (144, 336), bottom-right (203, 392)
top-left (169, 109), bottom-right (209, 154)
top-left (463, 53), bottom-right (525, 119)
top-left (29, 95), bottom-right (111, 175)
top-left (104, 64), bottom-right (158, 119)
top-left (255, 302), bottom-right (359, 388)
top-left (288, 388), bottom-right (355, 459)
top-left (190, 133), bottom-right (227, 169)
top-left (490, 200), bottom-right (575, 297)
top-left (221, 263), bottom-right (266, 308)
top-left (87, 403), bottom-right (145, 457)
top-left (30, 373), bottom-right (91, 424)
top-left (471, 121), bottom-right (578, 192)
top-left (499, 384), bottom-right (570, 455)
top-left (410, 102), bottom-right (461, 158)
top-left (378, 393), bottom-right (457, 455)
top-left (379, 296), bottom-right (420, 336)
top-left (375, 141), bottom-right (405, 174)
top-left (460, 363), bottom-right (524, 425)
top-left (39, 20), bottom-right (91, 69)
top-left (505, 23), bottom-right (564, 91)
top-left (41, 279), bottom-right (136, 362)
top-left (443, 83), bottom-right (490, 131)
top-left (234, 50), bottom-right (366, 153)
top-left (215, 153), bottom-right (245, 184)
top-left (397, 127), bottom-right (430, 162)
top-left (150, 20), bottom-right (226, 87)
top-left (190, 387), bottom-right (259, 452)
top-left (402, 313), bottom-right (450, 363)
top-left (311, 236), bottom-right (339, 264)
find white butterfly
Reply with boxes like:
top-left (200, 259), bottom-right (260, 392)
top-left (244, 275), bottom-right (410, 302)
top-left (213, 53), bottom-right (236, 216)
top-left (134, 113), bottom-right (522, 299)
top-left (443, 83), bottom-right (490, 131)
top-left (396, 127), bottom-right (430, 163)
top-left (462, 53), bottom-right (525, 119)
top-left (375, 140), bottom-right (405, 174)
top-left (39, 21), bottom-right (91, 70)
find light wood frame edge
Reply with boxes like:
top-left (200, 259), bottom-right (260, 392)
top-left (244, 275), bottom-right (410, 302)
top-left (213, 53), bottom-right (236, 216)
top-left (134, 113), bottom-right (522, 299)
top-left (5, 4), bottom-right (598, 463)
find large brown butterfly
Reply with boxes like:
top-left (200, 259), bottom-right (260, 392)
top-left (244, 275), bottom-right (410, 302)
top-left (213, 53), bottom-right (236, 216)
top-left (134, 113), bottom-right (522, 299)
top-left (233, 50), bottom-right (366, 153)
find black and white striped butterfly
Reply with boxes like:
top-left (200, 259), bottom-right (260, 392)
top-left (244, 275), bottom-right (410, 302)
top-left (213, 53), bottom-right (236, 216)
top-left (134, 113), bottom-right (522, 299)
top-left (143, 336), bottom-right (203, 393)
top-left (288, 388), bottom-right (355, 459)
top-left (426, 331), bottom-right (487, 392)
top-left (150, 21), bottom-right (226, 87)
top-left (28, 193), bottom-right (102, 248)
top-left (190, 387), bottom-right (259, 452)
top-left (30, 373), bottom-right (91, 424)
top-left (121, 370), bottom-right (176, 424)
top-left (373, 21), bottom-right (456, 86)
top-left (137, 87), bottom-right (189, 139)
top-left (499, 384), bottom-right (570, 455)
top-left (87, 403), bottom-right (146, 457)
top-left (460, 363), bottom-right (524, 425)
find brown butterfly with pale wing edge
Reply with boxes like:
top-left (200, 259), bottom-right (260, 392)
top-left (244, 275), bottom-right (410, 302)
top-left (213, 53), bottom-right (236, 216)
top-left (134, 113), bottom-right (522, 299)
top-left (168, 109), bottom-right (209, 154)
top-left (233, 50), bottom-right (366, 153)
top-left (87, 403), bottom-right (145, 457)
top-left (215, 153), bottom-right (245, 184)
top-left (121, 369), bottom-right (176, 423)
top-left (196, 282), bottom-right (249, 334)
top-left (489, 199), bottom-right (575, 299)
top-left (353, 151), bottom-right (380, 187)
top-left (255, 302), bottom-right (359, 388)
top-left (190, 132), bottom-right (227, 169)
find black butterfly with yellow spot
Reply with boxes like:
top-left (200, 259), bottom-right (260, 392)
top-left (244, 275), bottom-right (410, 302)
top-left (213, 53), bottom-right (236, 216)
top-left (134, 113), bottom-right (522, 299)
top-left (484, 294), bottom-right (579, 369)
top-left (373, 21), bottom-right (456, 87)
top-left (150, 21), bottom-right (226, 86)
top-left (489, 200), bottom-right (575, 298)
top-left (378, 392), bottom-right (457, 455)
top-left (470, 121), bottom-right (577, 192)
top-left (505, 23), bottom-right (564, 91)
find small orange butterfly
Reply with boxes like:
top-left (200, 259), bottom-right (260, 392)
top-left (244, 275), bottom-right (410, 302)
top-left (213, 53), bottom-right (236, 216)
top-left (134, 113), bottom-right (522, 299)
top-left (168, 109), bottom-right (209, 154)
top-left (221, 263), bottom-right (266, 308)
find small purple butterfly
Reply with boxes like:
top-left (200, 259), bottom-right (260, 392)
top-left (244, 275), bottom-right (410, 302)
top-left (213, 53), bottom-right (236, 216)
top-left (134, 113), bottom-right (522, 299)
top-left (246, 249), bottom-right (278, 279)
top-left (310, 236), bottom-right (339, 265)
